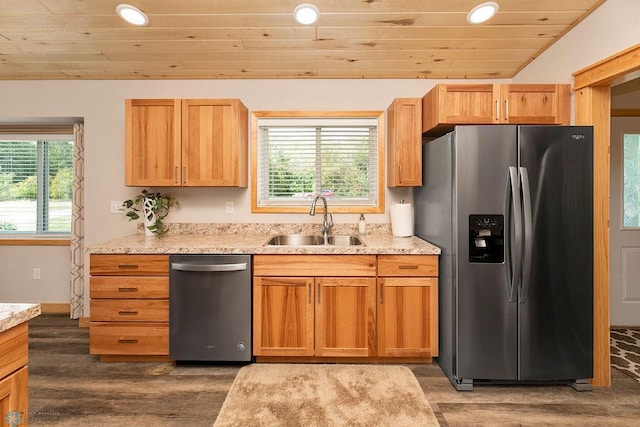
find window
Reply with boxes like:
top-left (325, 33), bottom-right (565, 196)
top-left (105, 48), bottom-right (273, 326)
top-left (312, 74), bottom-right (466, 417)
top-left (623, 132), bottom-right (640, 228)
top-left (0, 136), bottom-right (74, 234)
top-left (252, 111), bottom-right (384, 213)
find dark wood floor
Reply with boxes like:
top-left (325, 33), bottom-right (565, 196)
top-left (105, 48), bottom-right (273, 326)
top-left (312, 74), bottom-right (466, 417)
top-left (28, 315), bottom-right (640, 426)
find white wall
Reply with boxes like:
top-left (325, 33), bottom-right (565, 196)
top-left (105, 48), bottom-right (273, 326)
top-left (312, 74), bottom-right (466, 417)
top-left (514, 0), bottom-right (639, 84)
top-left (0, 246), bottom-right (70, 304)
top-left (0, 0), bottom-right (637, 310)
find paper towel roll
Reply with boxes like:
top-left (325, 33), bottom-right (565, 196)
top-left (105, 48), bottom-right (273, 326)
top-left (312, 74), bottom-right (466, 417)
top-left (390, 203), bottom-right (413, 237)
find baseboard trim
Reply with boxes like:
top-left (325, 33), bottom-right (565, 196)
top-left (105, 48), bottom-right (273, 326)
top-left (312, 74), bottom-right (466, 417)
top-left (40, 303), bottom-right (70, 314)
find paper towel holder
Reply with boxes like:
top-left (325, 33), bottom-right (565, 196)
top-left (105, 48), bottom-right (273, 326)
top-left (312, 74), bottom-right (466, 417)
top-left (391, 200), bottom-right (413, 237)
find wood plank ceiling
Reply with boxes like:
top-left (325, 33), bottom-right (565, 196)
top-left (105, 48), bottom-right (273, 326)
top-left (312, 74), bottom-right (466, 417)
top-left (0, 0), bottom-right (606, 80)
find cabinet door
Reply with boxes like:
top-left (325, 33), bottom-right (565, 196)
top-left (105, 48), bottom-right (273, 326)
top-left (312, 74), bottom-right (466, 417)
top-left (315, 277), bottom-right (376, 357)
top-left (500, 84), bottom-right (570, 125)
top-left (0, 367), bottom-right (28, 423)
top-left (422, 84), bottom-right (500, 133)
top-left (181, 99), bottom-right (248, 187)
top-left (378, 277), bottom-right (438, 357)
top-left (387, 98), bottom-right (422, 187)
top-left (253, 277), bottom-right (314, 356)
top-left (125, 99), bottom-right (182, 186)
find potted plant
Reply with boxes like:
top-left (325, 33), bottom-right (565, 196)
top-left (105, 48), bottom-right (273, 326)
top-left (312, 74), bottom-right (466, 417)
top-left (122, 189), bottom-right (176, 237)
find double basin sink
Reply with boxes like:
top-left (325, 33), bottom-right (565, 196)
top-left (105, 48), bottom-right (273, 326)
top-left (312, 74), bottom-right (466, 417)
top-left (266, 234), bottom-right (364, 247)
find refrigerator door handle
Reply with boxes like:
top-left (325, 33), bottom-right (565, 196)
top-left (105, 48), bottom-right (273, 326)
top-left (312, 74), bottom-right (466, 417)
top-left (519, 167), bottom-right (533, 303)
top-left (506, 166), bottom-right (523, 303)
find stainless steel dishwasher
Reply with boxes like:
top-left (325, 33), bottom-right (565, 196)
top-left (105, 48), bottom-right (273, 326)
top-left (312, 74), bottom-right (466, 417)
top-left (169, 254), bottom-right (252, 362)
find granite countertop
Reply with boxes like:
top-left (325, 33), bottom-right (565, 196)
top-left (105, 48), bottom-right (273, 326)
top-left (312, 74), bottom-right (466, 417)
top-left (88, 223), bottom-right (441, 256)
top-left (0, 303), bottom-right (41, 333)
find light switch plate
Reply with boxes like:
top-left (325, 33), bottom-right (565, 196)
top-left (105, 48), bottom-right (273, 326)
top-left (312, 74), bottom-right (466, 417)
top-left (226, 201), bottom-right (234, 213)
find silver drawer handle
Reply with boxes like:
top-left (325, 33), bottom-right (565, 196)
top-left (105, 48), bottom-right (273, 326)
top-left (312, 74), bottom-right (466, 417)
top-left (171, 262), bottom-right (247, 272)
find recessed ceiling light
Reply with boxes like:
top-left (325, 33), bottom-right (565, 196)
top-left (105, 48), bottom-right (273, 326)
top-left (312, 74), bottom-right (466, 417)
top-left (293, 4), bottom-right (319, 25)
top-left (116, 4), bottom-right (149, 26)
top-left (466, 2), bottom-right (499, 25)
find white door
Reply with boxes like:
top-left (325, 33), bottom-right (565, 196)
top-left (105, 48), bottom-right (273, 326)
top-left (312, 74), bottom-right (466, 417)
top-left (610, 117), bottom-right (640, 326)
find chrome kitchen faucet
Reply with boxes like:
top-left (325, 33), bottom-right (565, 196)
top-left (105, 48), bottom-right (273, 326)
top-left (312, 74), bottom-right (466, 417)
top-left (309, 195), bottom-right (333, 239)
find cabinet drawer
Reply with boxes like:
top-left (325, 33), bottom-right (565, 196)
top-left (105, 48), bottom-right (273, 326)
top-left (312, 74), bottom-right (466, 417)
top-left (0, 323), bottom-right (28, 380)
top-left (90, 323), bottom-right (168, 355)
top-left (377, 255), bottom-right (438, 277)
top-left (90, 277), bottom-right (169, 299)
top-left (90, 300), bottom-right (169, 322)
top-left (90, 254), bottom-right (169, 276)
top-left (254, 255), bottom-right (376, 277)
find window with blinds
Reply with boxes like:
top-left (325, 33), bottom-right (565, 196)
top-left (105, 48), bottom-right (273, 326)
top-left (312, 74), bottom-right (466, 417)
top-left (254, 113), bottom-right (383, 212)
top-left (0, 136), bottom-right (74, 234)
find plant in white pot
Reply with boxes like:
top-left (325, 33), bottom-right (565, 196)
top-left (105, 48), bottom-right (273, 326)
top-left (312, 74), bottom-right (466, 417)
top-left (122, 189), bottom-right (176, 237)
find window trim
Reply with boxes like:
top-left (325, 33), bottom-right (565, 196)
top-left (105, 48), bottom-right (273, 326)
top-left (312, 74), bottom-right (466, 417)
top-left (0, 238), bottom-right (70, 246)
top-left (251, 110), bottom-right (385, 214)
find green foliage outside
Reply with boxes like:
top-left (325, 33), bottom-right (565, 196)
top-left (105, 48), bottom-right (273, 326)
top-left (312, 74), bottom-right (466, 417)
top-left (50, 168), bottom-right (73, 199)
top-left (0, 221), bottom-right (17, 230)
top-left (624, 133), bottom-right (640, 227)
top-left (0, 140), bottom-right (73, 202)
top-left (268, 138), bottom-right (371, 199)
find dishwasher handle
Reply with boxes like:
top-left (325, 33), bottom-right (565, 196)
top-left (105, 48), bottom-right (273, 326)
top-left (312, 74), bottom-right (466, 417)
top-left (171, 262), bottom-right (247, 272)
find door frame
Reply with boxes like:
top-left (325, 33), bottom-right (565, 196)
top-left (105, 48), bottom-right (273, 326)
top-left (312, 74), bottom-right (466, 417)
top-left (573, 43), bottom-right (640, 387)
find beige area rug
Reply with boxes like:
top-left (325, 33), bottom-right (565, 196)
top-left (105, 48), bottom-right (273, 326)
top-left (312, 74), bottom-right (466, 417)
top-left (213, 364), bottom-right (439, 427)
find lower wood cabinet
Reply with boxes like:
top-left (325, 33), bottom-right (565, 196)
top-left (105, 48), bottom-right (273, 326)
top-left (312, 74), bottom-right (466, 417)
top-left (378, 255), bottom-right (439, 358)
top-left (253, 254), bottom-right (438, 361)
top-left (253, 255), bottom-right (377, 358)
top-left (89, 323), bottom-right (169, 356)
top-left (0, 323), bottom-right (28, 422)
top-left (253, 276), bottom-right (314, 356)
top-left (315, 277), bottom-right (376, 357)
top-left (0, 367), bottom-right (28, 423)
top-left (89, 254), bottom-right (169, 360)
top-left (87, 252), bottom-right (439, 363)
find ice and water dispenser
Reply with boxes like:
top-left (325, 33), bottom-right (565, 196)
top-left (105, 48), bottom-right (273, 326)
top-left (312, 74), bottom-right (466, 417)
top-left (469, 215), bottom-right (504, 263)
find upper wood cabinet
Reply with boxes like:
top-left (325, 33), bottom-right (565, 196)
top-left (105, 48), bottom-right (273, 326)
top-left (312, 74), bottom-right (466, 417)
top-left (125, 98), bottom-right (248, 187)
top-left (387, 98), bottom-right (422, 187)
top-left (125, 99), bottom-right (181, 187)
top-left (421, 84), bottom-right (570, 137)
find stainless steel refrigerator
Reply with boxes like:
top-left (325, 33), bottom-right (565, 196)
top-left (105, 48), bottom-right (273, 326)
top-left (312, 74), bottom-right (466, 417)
top-left (414, 125), bottom-right (593, 391)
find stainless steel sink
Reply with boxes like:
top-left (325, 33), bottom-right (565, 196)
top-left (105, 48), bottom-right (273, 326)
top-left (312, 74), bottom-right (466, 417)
top-left (327, 235), bottom-right (364, 246)
top-left (265, 234), bottom-right (364, 246)
top-left (266, 234), bottom-right (325, 246)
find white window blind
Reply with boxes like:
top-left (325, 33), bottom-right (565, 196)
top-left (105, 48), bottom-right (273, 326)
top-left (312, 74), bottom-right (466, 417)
top-left (257, 117), bottom-right (379, 207)
top-left (0, 135), bottom-right (73, 234)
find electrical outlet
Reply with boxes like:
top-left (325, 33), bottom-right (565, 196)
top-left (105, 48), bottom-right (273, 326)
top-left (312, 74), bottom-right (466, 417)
top-left (225, 201), bottom-right (234, 213)
top-left (33, 268), bottom-right (41, 280)
top-left (110, 201), bottom-right (124, 214)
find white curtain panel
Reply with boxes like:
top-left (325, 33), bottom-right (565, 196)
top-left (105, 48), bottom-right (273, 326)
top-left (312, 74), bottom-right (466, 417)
top-left (70, 122), bottom-right (84, 319)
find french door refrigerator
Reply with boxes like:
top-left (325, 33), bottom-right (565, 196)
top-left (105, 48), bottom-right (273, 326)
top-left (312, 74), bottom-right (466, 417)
top-left (414, 125), bottom-right (593, 391)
